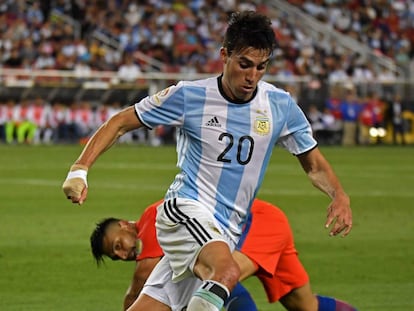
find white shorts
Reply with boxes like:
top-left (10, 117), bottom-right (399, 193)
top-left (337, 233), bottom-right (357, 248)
top-left (141, 256), bottom-right (201, 311)
top-left (156, 198), bottom-right (236, 282)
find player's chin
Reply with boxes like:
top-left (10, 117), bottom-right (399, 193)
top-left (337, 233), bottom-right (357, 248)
top-left (238, 87), bottom-right (255, 99)
top-left (127, 248), bottom-right (137, 260)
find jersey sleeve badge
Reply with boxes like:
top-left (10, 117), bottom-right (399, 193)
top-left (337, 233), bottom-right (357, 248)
top-left (153, 87), bottom-right (172, 105)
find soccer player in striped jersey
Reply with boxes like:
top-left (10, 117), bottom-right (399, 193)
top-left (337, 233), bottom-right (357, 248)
top-left (63, 11), bottom-right (353, 311)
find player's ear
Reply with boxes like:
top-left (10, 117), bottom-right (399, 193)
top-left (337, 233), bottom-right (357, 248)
top-left (220, 47), bottom-right (228, 63)
top-left (118, 220), bottom-right (129, 229)
top-left (119, 220), bottom-right (136, 233)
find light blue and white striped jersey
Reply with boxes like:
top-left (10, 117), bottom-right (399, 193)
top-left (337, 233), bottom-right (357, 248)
top-left (135, 76), bottom-right (317, 242)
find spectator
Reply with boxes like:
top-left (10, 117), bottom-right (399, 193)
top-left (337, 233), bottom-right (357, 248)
top-left (340, 87), bottom-right (363, 146)
top-left (61, 101), bottom-right (83, 143)
top-left (31, 96), bottom-right (53, 144)
top-left (26, 1), bottom-right (44, 26)
top-left (33, 42), bottom-right (55, 69)
top-left (328, 60), bottom-right (350, 85)
top-left (73, 55), bottom-right (92, 82)
top-left (308, 104), bottom-right (339, 145)
top-left (124, 3), bottom-right (142, 26)
top-left (377, 67), bottom-right (398, 99)
top-left (117, 53), bottom-right (142, 83)
top-left (387, 93), bottom-right (407, 145)
top-left (13, 98), bottom-right (37, 144)
top-left (48, 101), bottom-right (69, 143)
top-left (351, 62), bottom-right (376, 96)
top-left (3, 99), bottom-right (16, 144)
top-left (74, 101), bottom-right (95, 142)
top-left (358, 92), bottom-right (386, 145)
top-left (56, 36), bottom-right (77, 70)
top-left (20, 37), bottom-right (38, 65)
top-left (3, 47), bottom-right (23, 68)
top-left (325, 85), bottom-right (344, 129)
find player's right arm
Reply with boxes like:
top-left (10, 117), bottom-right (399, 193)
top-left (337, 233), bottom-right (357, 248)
top-left (62, 106), bottom-right (142, 204)
top-left (123, 257), bottom-right (161, 310)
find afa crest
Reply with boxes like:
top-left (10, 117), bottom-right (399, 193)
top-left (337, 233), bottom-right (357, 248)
top-left (153, 87), bottom-right (171, 105)
top-left (254, 116), bottom-right (270, 135)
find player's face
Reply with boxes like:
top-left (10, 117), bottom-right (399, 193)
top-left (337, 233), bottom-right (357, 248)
top-left (103, 221), bottom-right (138, 261)
top-left (221, 47), bottom-right (270, 102)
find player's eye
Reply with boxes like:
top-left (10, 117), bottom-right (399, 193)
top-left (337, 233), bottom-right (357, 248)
top-left (114, 241), bottom-right (122, 251)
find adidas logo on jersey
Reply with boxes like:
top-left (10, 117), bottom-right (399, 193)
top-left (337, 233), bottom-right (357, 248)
top-left (205, 116), bottom-right (221, 127)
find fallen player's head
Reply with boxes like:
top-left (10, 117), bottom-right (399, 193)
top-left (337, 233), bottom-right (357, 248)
top-left (90, 218), bottom-right (140, 264)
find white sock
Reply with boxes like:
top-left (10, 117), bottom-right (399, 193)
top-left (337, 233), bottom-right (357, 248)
top-left (187, 296), bottom-right (220, 311)
top-left (187, 280), bottom-right (229, 311)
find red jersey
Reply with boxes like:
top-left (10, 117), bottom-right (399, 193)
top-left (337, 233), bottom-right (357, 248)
top-left (135, 200), bottom-right (164, 261)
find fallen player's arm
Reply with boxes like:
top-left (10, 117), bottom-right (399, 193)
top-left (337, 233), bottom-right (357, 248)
top-left (123, 257), bottom-right (161, 310)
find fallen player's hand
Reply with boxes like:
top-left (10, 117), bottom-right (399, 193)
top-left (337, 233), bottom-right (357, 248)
top-left (62, 164), bottom-right (88, 205)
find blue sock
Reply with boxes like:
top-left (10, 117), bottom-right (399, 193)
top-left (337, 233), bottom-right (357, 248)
top-left (224, 282), bottom-right (257, 311)
top-left (317, 295), bottom-right (358, 311)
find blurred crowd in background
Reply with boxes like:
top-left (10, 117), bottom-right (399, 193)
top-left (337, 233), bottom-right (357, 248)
top-left (0, 0), bottom-right (413, 146)
top-left (0, 83), bottom-right (409, 146)
top-left (2, 0), bottom-right (413, 77)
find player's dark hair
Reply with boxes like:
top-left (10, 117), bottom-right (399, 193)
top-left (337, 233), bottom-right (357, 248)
top-left (90, 217), bottom-right (120, 266)
top-left (223, 11), bottom-right (277, 56)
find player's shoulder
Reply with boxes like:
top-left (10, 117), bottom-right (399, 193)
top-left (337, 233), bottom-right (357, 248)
top-left (259, 80), bottom-right (291, 96)
top-left (141, 200), bottom-right (164, 220)
top-left (258, 81), bottom-right (294, 106)
top-left (179, 76), bottom-right (217, 88)
top-left (156, 77), bottom-right (213, 94)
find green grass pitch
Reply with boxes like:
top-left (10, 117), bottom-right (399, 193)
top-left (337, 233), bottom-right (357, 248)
top-left (0, 144), bottom-right (413, 310)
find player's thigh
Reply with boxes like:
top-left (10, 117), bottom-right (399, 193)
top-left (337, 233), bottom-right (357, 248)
top-left (127, 294), bottom-right (171, 311)
top-left (157, 198), bottom-right (236, 281)
top-left (279, 282), bottom-right (318, 311)
top-left (232, 250), bottom-right (258, 281)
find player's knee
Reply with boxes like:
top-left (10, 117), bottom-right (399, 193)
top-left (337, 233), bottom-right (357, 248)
top-left (196, 257), bottom-right (240, 291)
top-left (214, 258), bottom-right (240, 290)
top-left (195, 242), bottom-right (240, 290)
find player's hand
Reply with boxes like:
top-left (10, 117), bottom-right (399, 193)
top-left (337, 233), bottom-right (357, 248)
top-left (325, 194), bottom-right (352, 237)
top-left (62, 164), bottom-right (88, 205)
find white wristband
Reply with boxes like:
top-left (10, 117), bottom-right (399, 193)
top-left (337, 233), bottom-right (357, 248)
top-left (66, 169), bottom-right (88, 187)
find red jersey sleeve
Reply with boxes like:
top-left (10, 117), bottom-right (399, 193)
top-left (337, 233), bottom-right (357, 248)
top-left (135, 200), bottom-right (164, 261)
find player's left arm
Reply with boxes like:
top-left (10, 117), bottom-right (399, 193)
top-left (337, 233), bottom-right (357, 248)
top-left (123, 257), bottom-right (161, 310)
top-left (297, 147), bottom-right (352, 237)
